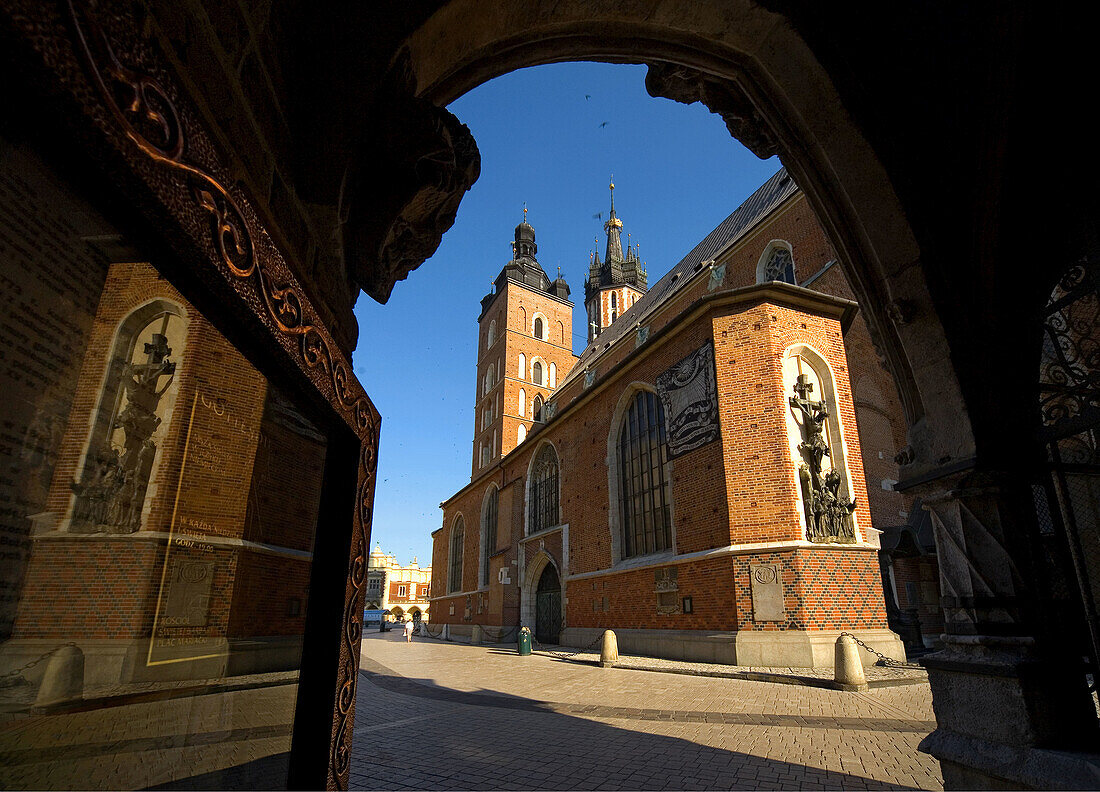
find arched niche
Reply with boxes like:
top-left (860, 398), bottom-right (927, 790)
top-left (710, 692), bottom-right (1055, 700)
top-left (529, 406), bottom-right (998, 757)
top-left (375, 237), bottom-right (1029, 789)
top-left (782, 343), bottom-right (864, 544)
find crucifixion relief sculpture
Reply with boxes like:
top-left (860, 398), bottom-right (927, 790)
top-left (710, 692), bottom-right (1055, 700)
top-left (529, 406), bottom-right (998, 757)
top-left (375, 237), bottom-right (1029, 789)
top-left (71, 331), bottom-right (176, 533)
top-left (789, 373), bottom-right (857, 543)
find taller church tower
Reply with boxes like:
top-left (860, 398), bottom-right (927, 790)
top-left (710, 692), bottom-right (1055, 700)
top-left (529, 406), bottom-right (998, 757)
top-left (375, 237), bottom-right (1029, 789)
top-left (585, 180), bottom-right (648, 341)
top-left (472, 212), bottom-right (576, 478)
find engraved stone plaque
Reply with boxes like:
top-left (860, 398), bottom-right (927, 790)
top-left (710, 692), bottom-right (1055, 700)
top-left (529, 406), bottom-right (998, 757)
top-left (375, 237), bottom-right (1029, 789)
top-left (654, 566), bottom-right (678, 592)
top-left (749, 563), bottom-right (785, 622)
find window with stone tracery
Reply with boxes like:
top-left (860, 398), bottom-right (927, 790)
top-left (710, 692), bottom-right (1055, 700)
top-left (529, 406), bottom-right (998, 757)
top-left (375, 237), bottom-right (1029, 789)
top-left (449, 517), bottom-right (464, 592)
top-left (481, 485), bottom-right (498, 587)
top-left (760, 243), bottom-right (797, 285)
top-left (528, 443), bottom-right (559, 534)
top-left (617, 390), bottom-right (672, 558)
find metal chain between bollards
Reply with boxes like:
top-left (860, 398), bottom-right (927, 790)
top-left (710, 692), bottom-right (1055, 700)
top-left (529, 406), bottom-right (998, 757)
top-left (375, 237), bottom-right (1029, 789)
top-left (0, 642), bottom-right (78, 688)
top-left (838, 632), bottom-right (923, 669)
top-left (420, 622), bottom-right (444, 639)
top-left (530, 632), bottom-right (605, 662)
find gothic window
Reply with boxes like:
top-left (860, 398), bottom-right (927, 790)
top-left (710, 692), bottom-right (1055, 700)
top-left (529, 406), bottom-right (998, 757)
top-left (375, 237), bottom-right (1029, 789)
top-left (518, 353), bottom-right (526, 379)
top-left (480, 444), bottom-right (490, 467)
top-left (534, 316), bottom-right (544, 339)
top-left (487, 319), bottom-right (497, 348)
top-left (480, 486), bottom-right (499, 587)
top-left (618, 390), bottom-right (672, 558)
top-left (611, 292), bottom-right (617, 310)
top-left (528, 444), bottom-right (560, 534)
top-left (549, 362), bottom-right (557, 388)
top-left (519, 388), bottom-right (526, 416)
top-left (533, 360), bottom-right (543, 386)
top-left (70, 302), bottom-right (185, 533)
top-left (449, 517), bottom-right (464, 592)
top-left (533, 394), bottom-right (543, 422)
top-left (758, 242), bottom-right (797, 285)
top-left (517, 424), bottom-right (527, 443)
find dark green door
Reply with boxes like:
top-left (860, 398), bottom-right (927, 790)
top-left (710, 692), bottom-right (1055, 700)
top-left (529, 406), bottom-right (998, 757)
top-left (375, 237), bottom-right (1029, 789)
top-left (535, 564), bottom-right (562, 645)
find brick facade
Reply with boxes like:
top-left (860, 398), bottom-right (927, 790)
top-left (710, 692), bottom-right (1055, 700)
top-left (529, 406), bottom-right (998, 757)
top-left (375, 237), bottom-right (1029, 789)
top-left (431, 177), bottom-right (913, 665)
top-left (10, 261), bottom-right (323, 679)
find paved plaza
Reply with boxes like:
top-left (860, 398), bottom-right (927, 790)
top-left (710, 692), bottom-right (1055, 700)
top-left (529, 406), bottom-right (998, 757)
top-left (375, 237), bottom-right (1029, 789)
top-left (350, 631), bottom-right (944, 791)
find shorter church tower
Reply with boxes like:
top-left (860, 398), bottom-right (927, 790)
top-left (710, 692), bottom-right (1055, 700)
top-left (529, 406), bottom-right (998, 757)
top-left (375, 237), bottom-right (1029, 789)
top-left (472, 212), bottom-right (576, 478)
top-left (585, 180), bottom-right (648, 341)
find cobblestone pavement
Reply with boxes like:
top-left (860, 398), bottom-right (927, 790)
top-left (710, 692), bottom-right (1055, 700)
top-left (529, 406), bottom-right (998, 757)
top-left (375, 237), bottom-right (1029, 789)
top-left (350, 632), bottom-right (943, 791)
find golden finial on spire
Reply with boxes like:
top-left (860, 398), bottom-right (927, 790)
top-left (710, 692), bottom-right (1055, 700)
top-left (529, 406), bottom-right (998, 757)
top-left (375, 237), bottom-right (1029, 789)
top-left (523, 201), bottom-right (527, 223)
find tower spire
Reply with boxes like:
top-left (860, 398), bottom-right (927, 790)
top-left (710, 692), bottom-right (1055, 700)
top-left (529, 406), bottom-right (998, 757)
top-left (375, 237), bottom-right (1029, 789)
top-left (604, 177), bottom-right (624, 263)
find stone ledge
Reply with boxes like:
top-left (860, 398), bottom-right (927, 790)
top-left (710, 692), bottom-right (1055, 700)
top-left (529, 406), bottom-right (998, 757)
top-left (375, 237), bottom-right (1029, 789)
top-left (559, 626), bottom-right (905, 669)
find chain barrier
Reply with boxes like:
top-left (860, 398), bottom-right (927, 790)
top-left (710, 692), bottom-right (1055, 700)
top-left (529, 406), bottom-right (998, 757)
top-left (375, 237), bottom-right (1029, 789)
top-left (530, 632), bottom-right (605, 662)
top-left (0, 643), bottom-right (77, 688)
top-left (420, 622), bottom-right (444, 639)
top-left (838, 632), bottom-right (923, 669)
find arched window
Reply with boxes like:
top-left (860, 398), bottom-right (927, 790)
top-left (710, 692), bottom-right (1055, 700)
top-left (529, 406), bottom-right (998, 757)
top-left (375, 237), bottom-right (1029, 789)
top-left (758, 242), bottom-right (797, 285)
top-left (517, 424), bottom-right (527, 444)
top-left (549, 362), bottom-right (557, 388)
top-left (618, 390), bottom-right (672, 558)
top-left (449, 517), bottom-right (465, 592)
top-left (487, 319), bottom-right (497, 348)
top-left (518, 388), bottom-right (526, 417)
top-left (480, 486), bottom-right (499, 587)
top-left (533, 316), bottom-right (544, 339)
top-left (528, 444), bottom-right (560, 534)
top-left (518, 353), bottom-right (526, 379)
top-left (532, 360), bottom-right (543, 385)
top-left (70, 301), bottom-right (185, 534)
top-left (611, 292), bottom-right (617, 310)
top-left (533, 394), bottom-right (543, 422)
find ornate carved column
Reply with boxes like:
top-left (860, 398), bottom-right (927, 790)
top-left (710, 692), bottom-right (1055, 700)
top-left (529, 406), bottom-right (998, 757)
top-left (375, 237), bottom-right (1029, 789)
top-left (913, 471), bottom-right (1100, 789)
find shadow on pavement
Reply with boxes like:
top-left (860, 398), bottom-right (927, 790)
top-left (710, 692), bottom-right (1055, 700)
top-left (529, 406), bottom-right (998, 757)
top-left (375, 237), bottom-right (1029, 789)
top-left (352, 653), bottom-right (936, 791)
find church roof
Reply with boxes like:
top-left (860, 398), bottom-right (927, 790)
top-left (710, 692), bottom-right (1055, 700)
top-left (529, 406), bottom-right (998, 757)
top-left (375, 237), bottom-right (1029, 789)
top-left (564, 166), bottom-right (798, 384)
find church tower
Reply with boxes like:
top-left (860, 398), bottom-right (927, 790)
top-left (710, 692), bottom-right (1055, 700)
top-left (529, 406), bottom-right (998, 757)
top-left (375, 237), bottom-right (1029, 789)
top-left (585, 179), bottom-right (648, 341)
top-left (473, 211), bottom-right (576, 478)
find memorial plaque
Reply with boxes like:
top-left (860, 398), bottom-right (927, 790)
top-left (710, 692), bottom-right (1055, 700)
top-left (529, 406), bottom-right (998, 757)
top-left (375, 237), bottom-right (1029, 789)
top-left (656, 341), bottom-right (720, 458)
top-left (749, 563), bottom-right (785, 622)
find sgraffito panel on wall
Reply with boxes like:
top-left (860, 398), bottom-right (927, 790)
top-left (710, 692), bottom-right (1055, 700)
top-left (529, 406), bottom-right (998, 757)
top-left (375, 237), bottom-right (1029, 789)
top-left (656, 340), bottom-right (720, 458)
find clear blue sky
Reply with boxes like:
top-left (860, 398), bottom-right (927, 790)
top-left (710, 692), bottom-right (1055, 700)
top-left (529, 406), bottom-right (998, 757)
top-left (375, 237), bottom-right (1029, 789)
top-left (352, 62), bottom-right (781, 566)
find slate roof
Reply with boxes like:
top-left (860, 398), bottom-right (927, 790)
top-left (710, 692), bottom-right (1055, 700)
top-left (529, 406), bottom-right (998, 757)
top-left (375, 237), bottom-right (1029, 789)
top-left (561, 166), bottom-right (799, 387)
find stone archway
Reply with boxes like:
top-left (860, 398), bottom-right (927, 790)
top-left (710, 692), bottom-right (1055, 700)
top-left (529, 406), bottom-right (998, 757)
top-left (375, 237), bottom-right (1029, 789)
top-left (519, 551), bottom-right (563, 637)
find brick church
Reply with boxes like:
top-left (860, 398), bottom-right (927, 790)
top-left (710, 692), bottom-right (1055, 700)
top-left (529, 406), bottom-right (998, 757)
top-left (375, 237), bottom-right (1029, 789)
top-left (430, 171), bottom-right (929, 667)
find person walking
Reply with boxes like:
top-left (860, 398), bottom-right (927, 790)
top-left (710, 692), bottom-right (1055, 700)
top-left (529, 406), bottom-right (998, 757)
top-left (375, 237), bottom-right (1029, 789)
top-left (403, 617), bottom-right (415, 643)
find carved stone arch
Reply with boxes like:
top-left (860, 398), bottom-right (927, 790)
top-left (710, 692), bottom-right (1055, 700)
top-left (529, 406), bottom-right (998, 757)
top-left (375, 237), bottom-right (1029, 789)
top-left (606, 381), bottom-right (676, 564)
top-left (530, 355), bottom-right (546, 386)
top-left (524, 438), bottom-right (561, 536)
top-left (519, 548), bottom-right (561, 630)
top-left (755, 239), bottom-right (796, 285)
top-left (782, 343), bottom-right (865, 543)
top-left (397, 1), bottom-right (972, 475)
top-left (532, 311), bottom-right (548, 339)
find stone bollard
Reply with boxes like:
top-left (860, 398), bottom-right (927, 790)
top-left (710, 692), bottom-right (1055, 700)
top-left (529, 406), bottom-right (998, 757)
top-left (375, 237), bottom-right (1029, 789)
top-left (471, 624), bottom-right (483, 645)
top-left (33, 645), bottom-right (84, 711)
top-left (599, 630), bottom-right (619, 668)
top-left (834, 634), bottom-right (868, 691)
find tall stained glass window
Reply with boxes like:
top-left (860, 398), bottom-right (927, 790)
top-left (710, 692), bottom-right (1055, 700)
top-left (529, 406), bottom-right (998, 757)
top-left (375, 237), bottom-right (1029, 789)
top-left (618, 390), bottom-right (672, 558)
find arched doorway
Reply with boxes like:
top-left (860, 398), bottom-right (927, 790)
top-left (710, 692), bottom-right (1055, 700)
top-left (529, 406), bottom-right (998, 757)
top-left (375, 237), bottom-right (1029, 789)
top-left (535, 564), bottom-right (562, 645)
top-left (408, 607), bottom-right (422, 624)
